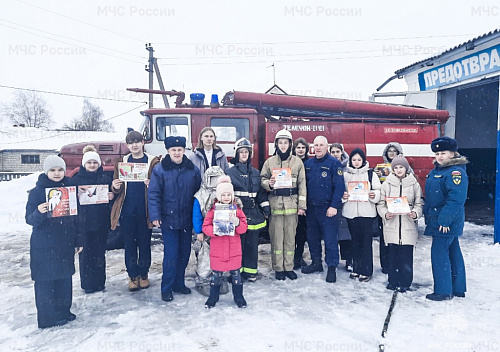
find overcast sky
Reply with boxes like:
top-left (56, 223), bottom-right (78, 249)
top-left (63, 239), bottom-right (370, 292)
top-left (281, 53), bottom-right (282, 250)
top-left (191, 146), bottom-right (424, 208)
top-left (1, 0), bottom-right (499, 132)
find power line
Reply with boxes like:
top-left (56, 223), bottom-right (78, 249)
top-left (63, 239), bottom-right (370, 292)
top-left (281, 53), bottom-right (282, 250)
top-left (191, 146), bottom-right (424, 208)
top-left (0, 84), bottom-right (148, 103)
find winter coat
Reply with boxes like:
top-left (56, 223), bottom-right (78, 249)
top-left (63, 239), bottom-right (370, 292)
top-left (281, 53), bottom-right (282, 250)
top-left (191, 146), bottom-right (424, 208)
top-left (304, 154), bottom-right (345, 209)
top-left (67, 166), bottom-right (112, 233)
top-left (342, 162), bottom-right (381, 219)
top-left (382, 142), bottom-right (404, 164)
top-left (148, 155), bottom-right (201, 229)
top-left (337, 151), bottom-right (351, 240)
top-left (424, 156), bottom-right (468, 238)
top-left (110, 153), bottom-right (160, 230)
top-left (189, 148), bottom-right (229, 177)
top-left (226, 161), bottom-right (270, 230)
top-left (202, 202), bottom-right (248, 272)
top-left (26, 174), bottom-right (82, 281)
top-left (377, 172), bottom-right (423, 246)
top-left (261, 154), bottom-right (307, 215)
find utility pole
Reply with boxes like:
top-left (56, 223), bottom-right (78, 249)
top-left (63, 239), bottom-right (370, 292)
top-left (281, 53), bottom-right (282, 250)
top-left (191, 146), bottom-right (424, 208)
top-left (145, 44), bottom-right (154, 108)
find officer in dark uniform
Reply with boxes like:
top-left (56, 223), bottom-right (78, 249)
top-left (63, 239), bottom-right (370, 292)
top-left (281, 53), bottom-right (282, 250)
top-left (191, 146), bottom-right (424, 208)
top-left (302, 136), bottom-right (345, 283)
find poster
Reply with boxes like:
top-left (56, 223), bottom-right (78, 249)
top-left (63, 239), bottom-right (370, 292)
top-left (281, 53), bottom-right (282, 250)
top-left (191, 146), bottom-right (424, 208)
top-left (45, 186), bottom-right (78, 218)
top-left (347, 181), bottom-right (369, 202)
top-left (77, 185), bottom-right (109, 205)
top-left (386, 196), bottom-right (411, 214)
top-left (376, 163), bottom-right (391, 182)
top-left (272, 168), bottom-right (293, 189)
top-left (118, 162), bottom-right (148, 182)
top-left (213, 203), bottom-right (237, 236)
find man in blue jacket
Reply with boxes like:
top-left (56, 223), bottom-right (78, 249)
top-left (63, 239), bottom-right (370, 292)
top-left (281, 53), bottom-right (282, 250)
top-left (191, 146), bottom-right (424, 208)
top-left (424, 136), bottom-right (468, 301)
top-left (148, 136), bottom-right (201, 302)
top-left (302, 136), bottom-right (345, 283)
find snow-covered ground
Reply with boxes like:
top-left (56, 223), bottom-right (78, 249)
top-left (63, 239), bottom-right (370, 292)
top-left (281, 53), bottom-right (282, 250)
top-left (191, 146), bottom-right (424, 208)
top-left (1, 174), bottom-right (499, 352)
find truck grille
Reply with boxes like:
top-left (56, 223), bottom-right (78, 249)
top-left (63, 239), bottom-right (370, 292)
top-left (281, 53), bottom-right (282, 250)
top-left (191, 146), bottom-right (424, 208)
top-left (98, 145), bottom-right (114, 152)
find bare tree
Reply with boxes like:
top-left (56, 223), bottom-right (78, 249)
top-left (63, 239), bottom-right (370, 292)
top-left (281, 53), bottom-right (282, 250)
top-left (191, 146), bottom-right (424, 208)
top-left (2, 90), bottom-right (54, 128)
top-left (63, 99), bottom-right (114, 132)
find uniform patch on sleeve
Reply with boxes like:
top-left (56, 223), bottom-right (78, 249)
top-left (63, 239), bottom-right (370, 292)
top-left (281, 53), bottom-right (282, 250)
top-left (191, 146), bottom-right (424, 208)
top-left (337, 168), bottom-right (343, 176)
top-left (452, 171), bottom-right (462, 185)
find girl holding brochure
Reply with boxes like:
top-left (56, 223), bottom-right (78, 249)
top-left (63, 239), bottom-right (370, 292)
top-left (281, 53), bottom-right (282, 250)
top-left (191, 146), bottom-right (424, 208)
top-left (202, 176), bottom-right (248, 308)
top-left (376, 155), bottom-right (423, 292)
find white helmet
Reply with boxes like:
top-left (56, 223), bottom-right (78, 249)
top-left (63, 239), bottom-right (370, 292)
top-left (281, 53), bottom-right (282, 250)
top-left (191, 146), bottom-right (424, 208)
top-left (234, 138), bottom-right (253, 158)
top-left (274, 129), bottom-right (293, 143)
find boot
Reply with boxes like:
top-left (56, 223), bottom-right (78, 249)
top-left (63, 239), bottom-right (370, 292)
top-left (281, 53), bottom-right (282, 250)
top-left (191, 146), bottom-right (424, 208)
top-left (205, 283), bottom-right (221, 308)
top-left (128, 277), bottom-right (140, 291)
top-left (426, 293), bottom-right (453, 301)
top-left (139, 275), bottom-right (149, 289)
top-left (285, 271), bottom-right (297, 280)
top-left (301, 259), bottom-right (323, 274)
top-left (326, 266), bottom-right (337, 283)
top-left (232, 284), bottom-right (247, 308)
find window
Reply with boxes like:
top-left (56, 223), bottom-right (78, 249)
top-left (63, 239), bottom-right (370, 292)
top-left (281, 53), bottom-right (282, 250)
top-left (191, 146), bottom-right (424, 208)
top-left (139, 116), bottom-right (152, 142)
top-left (211, 118), bottom-right (249, 142)
top-left (21, 155), bottom-right (40, 164)
top-left (156, 116), bottom-right (189, 141)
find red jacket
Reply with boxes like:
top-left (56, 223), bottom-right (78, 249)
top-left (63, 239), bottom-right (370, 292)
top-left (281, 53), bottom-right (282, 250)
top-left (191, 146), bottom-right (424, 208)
top-left (202, 202), bottom-right (248, 272)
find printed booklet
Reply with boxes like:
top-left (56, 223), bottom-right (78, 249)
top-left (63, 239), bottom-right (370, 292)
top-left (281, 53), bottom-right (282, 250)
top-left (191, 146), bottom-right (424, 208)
top-left (347, 181), bottom-right (370, 202)
top-left (118, 162), bottom-right (148, 182)
top-left (386, 196), bottom-right (411, 214)
top-left (77, 185), bottom-right (109, 205)
top-left (213, 203), bottom-right (237, 236)
top-left (45, 186), bottom-right (78, 218)
top-left (272, 167), bottom-right (293, 189)
top-left (375, 163), bottom-right (391, 182)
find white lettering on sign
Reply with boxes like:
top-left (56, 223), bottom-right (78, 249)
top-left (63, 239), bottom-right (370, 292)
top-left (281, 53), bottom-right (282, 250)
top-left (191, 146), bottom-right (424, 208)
top-left (284, 125), bottom-right (325, 132)
top-left (384, 128), bottom-right (418, 133)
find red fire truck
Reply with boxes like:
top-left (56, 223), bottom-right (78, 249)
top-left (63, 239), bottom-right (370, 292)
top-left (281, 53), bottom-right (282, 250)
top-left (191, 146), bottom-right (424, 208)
top-left (60, 89), bottom-right (449, 190)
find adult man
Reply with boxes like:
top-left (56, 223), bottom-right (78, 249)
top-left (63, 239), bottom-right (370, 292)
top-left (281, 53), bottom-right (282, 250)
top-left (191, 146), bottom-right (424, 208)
top-left (261, 129), bottom-right (306, 280)
top-left (148, 136), bottom-right (201, 301)
top-left (226, 138), bottom-right (270, 281)
top-left (302, 136), bottom-right (345, 283)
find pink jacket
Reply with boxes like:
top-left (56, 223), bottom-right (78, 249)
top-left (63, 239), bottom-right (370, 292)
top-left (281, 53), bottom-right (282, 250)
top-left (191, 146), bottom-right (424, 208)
top-left (202, 202), bottom-right (248, 272)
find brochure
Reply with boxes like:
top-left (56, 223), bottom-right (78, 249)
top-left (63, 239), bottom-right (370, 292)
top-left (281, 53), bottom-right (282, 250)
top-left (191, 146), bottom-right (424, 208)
top-left (45, 186), bottom-right (78, 218)
top-left (213, 203), bottom-right (237, 236)
top-left (386, 196), bottom-right (411, 214)
top-left (118, 162), bottom-right (148, 182)
top-left (272, 168), bottom-right (293, 189)
top-left (77, 184), bottom-right (109, 205)
top-left (376, 163), bottom-right (392, 182)
top-left (347, 181), bottom-right (370, 202)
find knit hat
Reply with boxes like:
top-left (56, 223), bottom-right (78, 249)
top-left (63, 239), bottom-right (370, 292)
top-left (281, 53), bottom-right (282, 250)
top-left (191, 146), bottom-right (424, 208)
top-left (391, 154), bottom-right (410, 172)
top-left (164, 136), bottom-right (186, 149)
top-left (431, 136), bottom-right (458, 152)
top-left (216, 175), bottom-right (234, 202)
top-left (81, 145), bottom-right (101, 167)
top-left (349, 148), bottom-right (366, 168)
top-left (43, 155), bottom-right (66, 174)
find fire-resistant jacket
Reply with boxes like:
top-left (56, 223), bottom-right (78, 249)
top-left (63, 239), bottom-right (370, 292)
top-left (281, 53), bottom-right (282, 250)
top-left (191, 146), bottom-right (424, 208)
top-left (377, 172), bottom-right (423, 246)
top-left (261, 153), bottom-right (307, 215)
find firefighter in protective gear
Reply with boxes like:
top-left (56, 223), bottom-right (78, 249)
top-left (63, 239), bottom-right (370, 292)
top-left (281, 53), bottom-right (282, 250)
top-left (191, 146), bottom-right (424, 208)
top-left (226, 138), bottom-right (271, 282)
top-left (261, 129), bottom-right (307, 281)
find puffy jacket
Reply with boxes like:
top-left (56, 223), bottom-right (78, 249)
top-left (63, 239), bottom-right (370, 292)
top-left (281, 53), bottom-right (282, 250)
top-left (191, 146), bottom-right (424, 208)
top-left (26, 174), bottom-right (82, 281)
top-left (148, 155), bottom-right (201, 229)
top-left (377, 172), bottom-right (423, 246)
top-left (202, 202), bottom-right (248, 272)
top-left (261, 154), bottom-right (307, 215)
top-left (67, 166), bottom-right (112, 233)
top-left (304, 154), bottom-right (345, 209)
top-left (342, 162), bottom-right (381, 219)
top-left (226, 161), bottom-right (270, 230)
top-left (189, 148), bottom-right (229, 177)
top-left (424, 156), bottom-right (468, 238)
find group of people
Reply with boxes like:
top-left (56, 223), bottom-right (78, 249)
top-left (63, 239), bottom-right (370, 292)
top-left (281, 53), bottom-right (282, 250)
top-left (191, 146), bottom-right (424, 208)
top-left (26, 126), bottom-right (469, 329)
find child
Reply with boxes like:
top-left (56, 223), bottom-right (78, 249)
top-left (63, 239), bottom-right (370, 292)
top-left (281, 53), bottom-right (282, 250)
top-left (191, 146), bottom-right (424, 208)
top-left (26, 155), bottom-right (83, 328)
top-left (68, 145), bottom-right (114, 294)
top-left (377, 155), bottom-right (423, 292)
top-left (202, 176), bottom-right (248, 308)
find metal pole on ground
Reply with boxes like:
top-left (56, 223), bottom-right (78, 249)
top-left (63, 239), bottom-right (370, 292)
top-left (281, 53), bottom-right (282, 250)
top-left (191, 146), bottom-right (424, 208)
top-left (379, 290), bottom-right (398, 352)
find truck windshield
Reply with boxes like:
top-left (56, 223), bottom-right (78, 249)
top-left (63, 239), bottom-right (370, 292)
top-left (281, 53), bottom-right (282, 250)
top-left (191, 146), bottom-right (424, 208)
top-left (156, 116), bottom-right (189, 141)
top-left (211, 117), bottom-right (249, 142)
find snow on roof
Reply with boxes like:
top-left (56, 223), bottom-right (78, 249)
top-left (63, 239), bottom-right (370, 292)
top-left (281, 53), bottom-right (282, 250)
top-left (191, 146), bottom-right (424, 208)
top-left (0, 127), bottom-right (125, 151)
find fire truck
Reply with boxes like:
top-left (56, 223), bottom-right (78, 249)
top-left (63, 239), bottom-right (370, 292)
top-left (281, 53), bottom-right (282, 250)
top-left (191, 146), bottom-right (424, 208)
top-left (60, 89), bottom-right (449, 190)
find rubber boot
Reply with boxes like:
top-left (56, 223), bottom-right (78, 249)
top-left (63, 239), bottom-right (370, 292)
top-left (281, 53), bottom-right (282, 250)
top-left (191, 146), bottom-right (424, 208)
top-left (205, 283), bottom-right (220, 308)
top-left (326, 266), bottom-right (337, 283)
top-left (232, 284), bottom-right (247, 308)
top-left (301, 259), bottom-right (323, 274)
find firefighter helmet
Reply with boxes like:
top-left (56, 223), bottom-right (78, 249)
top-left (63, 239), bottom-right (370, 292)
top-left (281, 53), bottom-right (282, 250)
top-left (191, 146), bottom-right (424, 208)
top-left (274, 129), bottom-right (293, 143)
top-left (234, 137), bottom-right (253, 158)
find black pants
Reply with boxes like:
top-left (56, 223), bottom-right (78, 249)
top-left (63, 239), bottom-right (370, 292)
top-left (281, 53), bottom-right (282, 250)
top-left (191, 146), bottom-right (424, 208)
top-left (79, 230), bottom-right (107, 290)
top-left (339, 240), bottom-right (352, 263)
top-left (347, 217), bottom-right (375, 277)
top-left (378, 216), bottom-right (389, 270)
top-left (34, 278), bottom-right (72, 328)
top-left (387, 244), bottom-right (414, 288)
top-left (241, 229), bottom-right (259, 275)
top-left (295, 214), bottom-right (307, 261)
top-left (121, 214), bottom-right (152, 278)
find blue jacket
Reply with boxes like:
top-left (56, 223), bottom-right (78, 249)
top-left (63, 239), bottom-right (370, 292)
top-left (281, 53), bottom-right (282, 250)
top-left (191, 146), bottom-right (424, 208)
top-left (148, 155), bottom-right (201, 229)
top-left (424, 156), bottom-right (468, 237)
top-left (304, 154), bottom-right (345, 209)
top-left (26, 174), bottom-right (82, 281)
